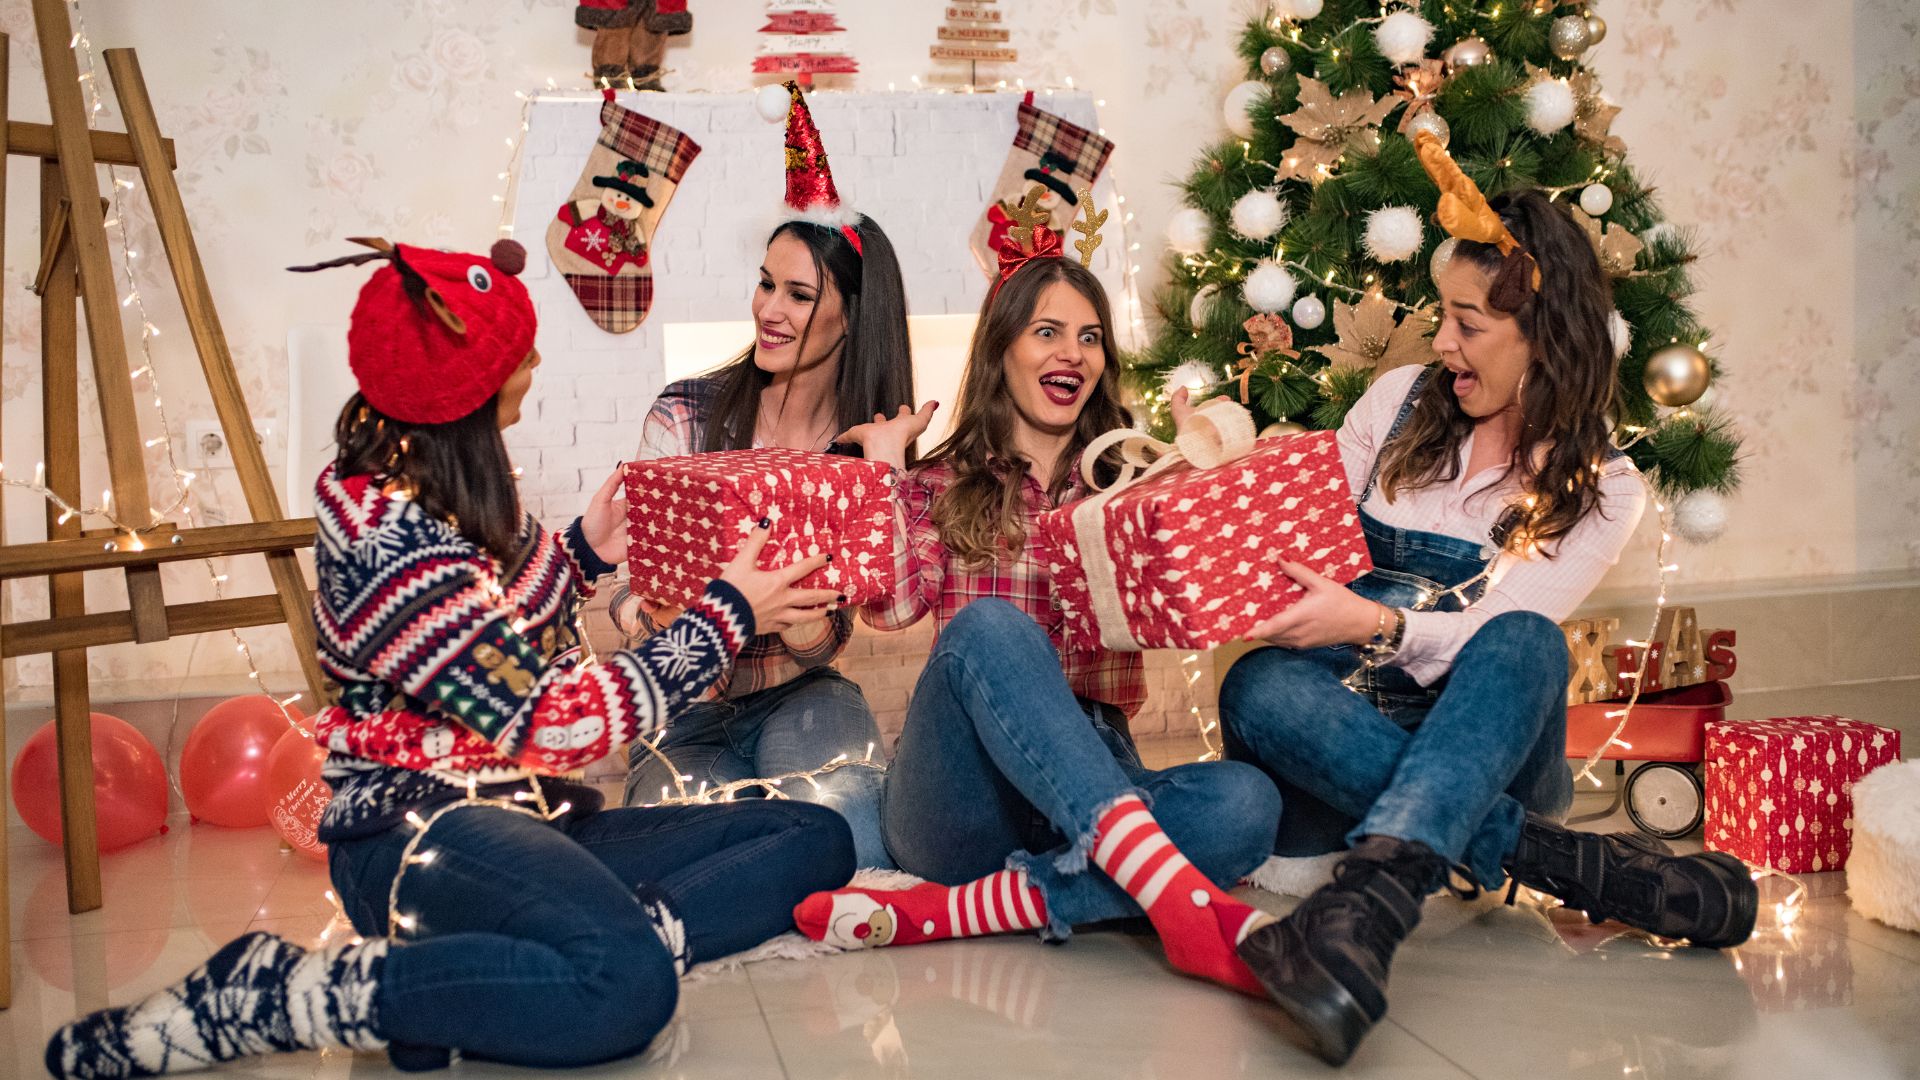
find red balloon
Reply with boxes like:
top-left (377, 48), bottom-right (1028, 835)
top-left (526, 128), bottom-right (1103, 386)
top-left (180, 696), bottom-right (303, 828)
top-left (263, 725), bottom-right (330, 860)
top-left (10, 712), bottom-right (168, 852)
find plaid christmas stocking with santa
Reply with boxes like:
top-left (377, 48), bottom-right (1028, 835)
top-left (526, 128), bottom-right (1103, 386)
top-left (546, 95), bottom-right (700, 333)
top-left (968, 94), bottom-right (1114, 278)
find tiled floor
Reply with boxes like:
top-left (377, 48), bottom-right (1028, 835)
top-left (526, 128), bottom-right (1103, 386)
top-left (4, 680), bottom-right (1915, 1078)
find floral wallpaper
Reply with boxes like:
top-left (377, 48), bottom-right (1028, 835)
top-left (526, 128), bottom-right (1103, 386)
top-left (0, 0), bottom-right (1914, 691)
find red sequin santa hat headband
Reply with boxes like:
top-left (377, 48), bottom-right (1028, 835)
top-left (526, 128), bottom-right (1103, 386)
top-left (773, 81), bottom-right (864, 256)
top-left (987, 184), bottom-right (1108, 303)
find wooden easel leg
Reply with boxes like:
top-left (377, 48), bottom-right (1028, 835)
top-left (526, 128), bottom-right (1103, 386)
top-left (0, 27), bottom-right (14, 1012)
top-left (105, 47), bottom-right (326, 703)
top-left (41, 158), bottom-right (101, 914)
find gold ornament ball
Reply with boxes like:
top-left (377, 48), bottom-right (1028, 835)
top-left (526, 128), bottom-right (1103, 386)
top-left (1260, 421), bottom-right (1308, 439)
top-left (1584, 13), bottom-right (1608, 45)
top-left (1430, 235), bottom-right (1461, 280)
top-left (1406, 110), bottom-right (1450, 150)
top-left (1260, 46), bottom-right (1293, 77)
top-left (1550, 15), bottom-right (1593, 59)
top-left (1443, 36), bottom-right (1493, 69)
top-left (1642, 343), bottom-right (1713, 407)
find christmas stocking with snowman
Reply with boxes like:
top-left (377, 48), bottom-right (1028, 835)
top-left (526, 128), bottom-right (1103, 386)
top-left (546, 94), bottom-right (700, 333)
top-left (968, 94), bottom-right (1114, 278)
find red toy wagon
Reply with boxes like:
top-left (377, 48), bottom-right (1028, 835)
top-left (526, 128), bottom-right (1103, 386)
top-left (1565, 680), bottom-right (1732, 840)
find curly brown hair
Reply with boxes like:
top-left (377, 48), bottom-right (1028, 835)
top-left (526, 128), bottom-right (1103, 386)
top-left (923, 258), bottom-right (1131, 569)
top-left (1374, 190), bottom-right (1621, 553)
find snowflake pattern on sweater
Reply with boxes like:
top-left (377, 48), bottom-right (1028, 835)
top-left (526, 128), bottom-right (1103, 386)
top-left (308, 465), bottom-right (752, 839)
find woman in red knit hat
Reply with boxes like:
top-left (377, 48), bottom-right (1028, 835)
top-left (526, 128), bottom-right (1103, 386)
top-left (45, 237), bottom-right (856, 1078)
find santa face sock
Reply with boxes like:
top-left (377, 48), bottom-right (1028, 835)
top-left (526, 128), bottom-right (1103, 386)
top-left (45, 932), bottom-right (388, 1079)
top-left (795, 869), bottom-right (1047, 949)
top-left (546, 97), bottom-right (700, 333)
top-left (1090, 795), bottom-right (1269, 998)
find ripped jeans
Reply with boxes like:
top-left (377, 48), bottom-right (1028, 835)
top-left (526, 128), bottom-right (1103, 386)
top-left (880, 599), bottom-right (1280, 940)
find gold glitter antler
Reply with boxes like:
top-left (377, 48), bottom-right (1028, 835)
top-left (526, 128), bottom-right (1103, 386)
top-left (1071, 189), bottom-right (1107, 268)
top-left (1007, 184), bottom-right (1051, 254)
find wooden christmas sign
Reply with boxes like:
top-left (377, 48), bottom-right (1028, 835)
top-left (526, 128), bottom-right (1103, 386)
top-left (756, 0), bottom-right (859, 84)
top-left (1561, 606), bottom-right (1737, 705)
top-left (931, 0), bottom-right (1017, 69)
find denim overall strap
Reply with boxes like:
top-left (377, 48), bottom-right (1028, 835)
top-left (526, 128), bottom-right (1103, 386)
top-left (1356, 365), bottom-right (1436, 507)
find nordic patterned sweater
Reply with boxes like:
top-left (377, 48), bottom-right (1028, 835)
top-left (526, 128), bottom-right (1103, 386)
top-left (309, 463), bottom-right (754, 841)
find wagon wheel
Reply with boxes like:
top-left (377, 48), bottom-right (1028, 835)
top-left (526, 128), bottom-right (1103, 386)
top-left (1625, 762), bottom-right (1705, 840)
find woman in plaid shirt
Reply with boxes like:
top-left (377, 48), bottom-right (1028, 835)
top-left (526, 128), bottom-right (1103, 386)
top-left (794, 235), bottom-right (1294, 1011)
top-left (610, 213), bottom-right (914, 870)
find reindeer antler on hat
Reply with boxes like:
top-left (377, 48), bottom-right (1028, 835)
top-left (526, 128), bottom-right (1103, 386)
top-left (1413, 128), bottom-right (1540, 308)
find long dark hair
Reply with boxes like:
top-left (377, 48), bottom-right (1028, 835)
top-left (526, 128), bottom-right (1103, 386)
top-left (1375, 189), bottom-right (1619, 552)
top-left (333, 393), bottom-right (523, 561)
top-left (698, 217), bottom-right (914, 459)
top-left (925, 258), bottom-right (1131, 569)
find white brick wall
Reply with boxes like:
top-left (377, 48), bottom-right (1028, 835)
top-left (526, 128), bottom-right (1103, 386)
top-left (528, 91), bottom-right (1207, 746)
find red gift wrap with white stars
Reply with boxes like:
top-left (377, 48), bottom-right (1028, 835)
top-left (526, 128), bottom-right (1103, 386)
top-left (622, 449), bottom-right (896, 608)
top-left (1034, 430), bottom-right (1373, 652)
top-left (1703, 716), bottom-right (1903, 874)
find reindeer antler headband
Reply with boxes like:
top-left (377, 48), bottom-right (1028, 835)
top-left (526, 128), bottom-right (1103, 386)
top-left (988, 184), bottom-right (1107, 302)
top-left (1413, 128), bottom-right (1541, 307)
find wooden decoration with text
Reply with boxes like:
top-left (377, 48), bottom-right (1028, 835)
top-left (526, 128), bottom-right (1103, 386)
top-left (931, 0), bottom-right (1018, 72)
top-left (1562, 606), bottom-right (1738, 705)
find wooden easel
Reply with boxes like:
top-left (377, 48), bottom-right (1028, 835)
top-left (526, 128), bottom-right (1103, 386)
top-left (0, 0), bottom-right (326, 1008)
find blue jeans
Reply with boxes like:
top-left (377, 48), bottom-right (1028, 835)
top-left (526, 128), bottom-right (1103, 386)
top-left (882, 599), bottom-right (1281, 940)
top-left (1218, 610), bottom-right (1574, 889)
top-left (329, 799), bottom-right (854, 1067)
top-left (624, 667), bottom-right (891, 869)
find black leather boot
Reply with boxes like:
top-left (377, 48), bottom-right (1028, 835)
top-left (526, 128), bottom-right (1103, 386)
top-left (1236, 836), bottom-right (1450, 1066)
top-left (1506, 814), bottom-right (1757, 948)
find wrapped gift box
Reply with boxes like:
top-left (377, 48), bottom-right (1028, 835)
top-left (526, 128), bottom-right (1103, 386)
top-left (1034, 430), bottom-right (1372, 651)
top-left (623, 449), bottom-right (896, 608)
top-left (1704, 715), bottom-right (1902, 873)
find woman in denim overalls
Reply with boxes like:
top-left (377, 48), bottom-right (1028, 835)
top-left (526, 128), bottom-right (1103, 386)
top-left (1206, 176), bottom-right (1758, 1066)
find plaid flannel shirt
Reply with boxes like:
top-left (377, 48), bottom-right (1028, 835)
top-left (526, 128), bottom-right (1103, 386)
top-left (861, 459), bottom-right (1146, 720)
top-left (608, 376), bottom-right (855, 699)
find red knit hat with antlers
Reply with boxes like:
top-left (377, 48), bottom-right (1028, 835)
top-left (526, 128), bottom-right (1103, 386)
top-left (291, 238), bottom-right (536, 425)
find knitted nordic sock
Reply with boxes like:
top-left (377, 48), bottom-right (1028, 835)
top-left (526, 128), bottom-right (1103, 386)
top-left (634, 881), bottom-right (693, 976)
top-left (795, 869), bottom-right (1048, 948)
top-left (1089, 795), bottom-right (1269, 997)
top-left (45, 932), bottom-right (388, 1079)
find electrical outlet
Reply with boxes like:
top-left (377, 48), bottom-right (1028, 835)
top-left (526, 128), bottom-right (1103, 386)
top-left (186, 422), bottom-right (230, 469)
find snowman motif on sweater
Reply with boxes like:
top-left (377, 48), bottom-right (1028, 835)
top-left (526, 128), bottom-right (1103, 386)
top-left (556, 158), bottom-right (652, 274)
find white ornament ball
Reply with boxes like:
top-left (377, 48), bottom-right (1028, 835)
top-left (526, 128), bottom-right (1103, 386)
top-left (1642, 222), bottom-right (1678, 247)
top-left (1189, 283), bottom-right (1221, 327)
top-left (1672, 490), bottom-right (1730, 545)
top-left (1223, 80), bottom-right (1266, 139)
top-left (1525, 78), bottom-right (1577, 134)
top-left (1292, 294), bottom-right (1327, 329)
top-left (1166, 207), bottom-right (1212, 255)
top-left (1230, 189), bottom-right (1288, 241)
top-left (1580, 182), bottom-right (1614, 217)
top-left (1261, 421), bottom-right (1307, 438)
top-left (1271, 0), bottom-right (1323, 20)
top-left (754, 83), bottom-right (792, 123)
top-left (1373, 11), bottom-right (1436, 66)
top-left (1363, 206), bottom-right (1423, 262)
top-left (1242, 260), bottom-right (1298, 314)
top-left (1164, 360), bottom-right (1218, 399)
top-left (1608, 310), bottom-right (1631, 360)
top-left (1430, 235), bottom-right (1460, 280)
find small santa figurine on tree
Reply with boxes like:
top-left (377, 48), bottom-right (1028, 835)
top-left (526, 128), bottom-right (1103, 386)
top-left (555, 158), bottom-right (653, 274)
top-left (575, 0), bottom-right (692, 89)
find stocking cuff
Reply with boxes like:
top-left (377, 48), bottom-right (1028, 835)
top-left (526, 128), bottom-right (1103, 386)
top-left (600, 100), bottom-right (702, 186)
top-left (1013, 100), bottom-right (1114, 189)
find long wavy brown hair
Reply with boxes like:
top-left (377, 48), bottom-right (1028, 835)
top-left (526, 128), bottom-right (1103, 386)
top-left (1374, 189), bottom-right (1620, 553)
top-left (924, 258), bottom-right (1131, 569)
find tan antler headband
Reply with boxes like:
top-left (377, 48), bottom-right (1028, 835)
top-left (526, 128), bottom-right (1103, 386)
top-left (1413, 129), bottom-right (1541, 305)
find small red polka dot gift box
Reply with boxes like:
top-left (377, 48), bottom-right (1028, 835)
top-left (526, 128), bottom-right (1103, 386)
top-left (1034, 403), bottom-right (1372, 652)
top-left (622, 449), bottom-right (896, 608)
top-left (1703, 716), bottom-right (1902, 874)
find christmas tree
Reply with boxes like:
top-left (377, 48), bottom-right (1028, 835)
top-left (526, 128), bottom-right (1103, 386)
top-left (1125, 2), bottom-right (1741, 523)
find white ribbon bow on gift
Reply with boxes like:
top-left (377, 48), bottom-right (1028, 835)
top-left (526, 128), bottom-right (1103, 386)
top-left (1068, 397), bottom-right (1260, 650)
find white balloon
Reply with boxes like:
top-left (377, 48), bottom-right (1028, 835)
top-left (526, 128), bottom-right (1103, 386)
top-left (754, 83), bottom-right (791, 123)
top-left (1363, 206), bottom-right (1423, 262)
top-left (1580, 182), bottom-right (1615, 216)
top-left (1166, 207), bottom-right (1213, 255)
top-left (1525, 78), bottom-right (1577, 134)
top-left (1292, 294), bottom-right (1327, 329)
top-left (1672, 490), bottom-right (1730, 544)
top-left (1230, 189), bottom-right (1288, 241)
top-left (1242, 260), bottom-right (1297, 314)
top-left (1373, 11), bottom-right (1435, 66)
top-left (1223, 80), bottom-right (1266, 139)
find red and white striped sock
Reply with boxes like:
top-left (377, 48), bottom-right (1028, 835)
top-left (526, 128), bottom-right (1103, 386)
top-left (1090, 794), bottom-right (1267, 996)
top-left (794, 870), bottom-right (1048, 949)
